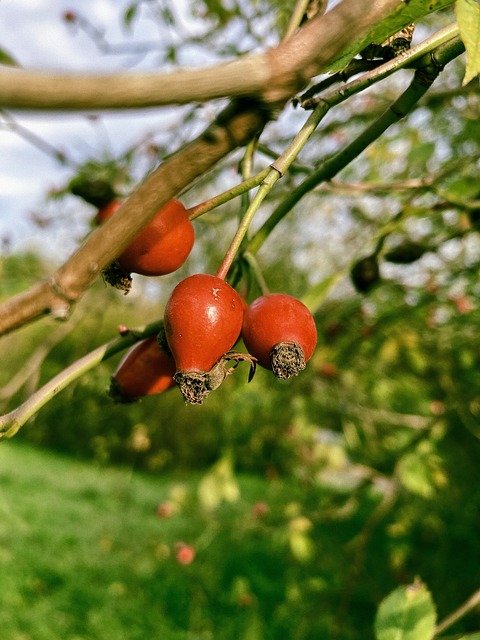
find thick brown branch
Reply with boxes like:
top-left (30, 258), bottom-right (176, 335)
top-left (0, 0), bottom-right (404, 336)
top-left (0, 0), bottom-right (402, 110)
top-left (0, 99), bottom-right (268, 335)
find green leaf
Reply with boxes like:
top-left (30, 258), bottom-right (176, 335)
top-left (456, 0), bottom-right (480, 84)
top-left (197, 452), bottom-right (240, 511)
top-left (289, 531), bottom-right (316, 563)
top-left (374, 580), bottom-right (437, 640)
top-left (327, 0), bottom-right (455, 73)
top-left (301, 272), bottom-right (343, 314)
top-left (458, 634), bottom-right (480, 640)
top-left (0, 46), bottom-right (18, 67)
top-left (396, 441), bottom-right (447, 498)
top-left (123, 4), bottom-right (138, 30)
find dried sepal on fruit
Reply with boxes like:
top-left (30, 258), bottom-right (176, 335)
top-left (173, 350), bottom-right (256, 404)
top-left (164, 273), bottom-right (246, 404)
top-left (242, 293), bottom-right (317, 379)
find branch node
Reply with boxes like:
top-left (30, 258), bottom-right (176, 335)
top-left (48, 277), bottom-right (76, 320)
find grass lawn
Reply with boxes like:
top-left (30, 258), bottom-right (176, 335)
top-left (0, 441), bottom-right (334, 640)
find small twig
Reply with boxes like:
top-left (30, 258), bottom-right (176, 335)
top-left (0, 320), bottom-right (163, 439)
top-left (294, 58), bottom-right (382, 107)
top-left (0, 321), bottom-right (77, 403)
top-left (242, 251), bottom-right (270, 296)
top-left (0, 109), bottom-right (74, 166)
top-left (434, 588), bottom-right (480, 636)
top-left (326, 177), bottom-right (430, 193)
top-left (65, 10), bottom-right (164, 56)
top-left (239, 134), bottom-right (260, 215)
top-left (283, 0), bottom-right (312, 40)
top-left (186, 167), bottom-right (270, 220)
top-left (215, 170), bottom-right (281, 280)
top-left (248, 32), bottom-right (464, 255)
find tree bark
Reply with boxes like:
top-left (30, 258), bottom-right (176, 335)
top-left (0, 0), bottom-right (402, 110)
top-left (0, 0), bottom-right (404, 336)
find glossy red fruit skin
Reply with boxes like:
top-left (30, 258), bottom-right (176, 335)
top-left (164, 274), bottom-right (244, 373)
top-left (109, 336), bottom-right (176, 402)
top-left (241, 293), bottom-right (317, 370)
top-left (97, 199), bottom-right (195, 276)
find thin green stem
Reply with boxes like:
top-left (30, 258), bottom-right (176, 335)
top-left (188, 24), bottom-right (459, 226)
top-left (301, 22), bottom-right (460, 110)
top-left (0, 320), bottom-right (163, 440)
top-left (186, 167), bottom-right (270, 220)
top-left (240, 135), bottom-right (260, 220)
top-left (283, 0), bottom-right (311, 40)
top-left (215, 95), bottom-right (338, 280)
top-left (434, 587), bottom-right (480, 636)
top-left (243, 251), bottom-right (271, 296)
top-left (215, 170), bottom-right (281, 280)
top-left (247, 35), bottom-right (464, 255)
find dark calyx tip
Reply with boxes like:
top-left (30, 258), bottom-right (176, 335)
top-left (174, 371), bottom-right (211, 405)
top-left (270, 342), bottom-right (306, 379)
top-left (102, 261), bottom-right (132, 294)
top-left (107, 377), bottom-right (137, 404)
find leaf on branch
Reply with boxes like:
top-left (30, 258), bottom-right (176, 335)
top-left (197, 453), bottom-right (240, 511)
top-left (374, 579), bottom-right (437, 640)
top-left (300, 272), bottom-right (343, 314)
top-left (456, 0), bottom-right (480, 85)
top-left (0, 46), bottom-right (18, 67)
top-left (327, 0), bottom-right (455, 73)
top-left (123, 4), bottom-right (138, 30)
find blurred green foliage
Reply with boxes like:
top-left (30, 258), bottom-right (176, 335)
top-left (1, 1), bottom-right (480, 637)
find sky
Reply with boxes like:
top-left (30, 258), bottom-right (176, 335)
top-left (0, 0), bottom-right (201, 259)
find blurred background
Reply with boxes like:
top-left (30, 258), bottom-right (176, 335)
top-left (0, 1), bottom-right (479, 639)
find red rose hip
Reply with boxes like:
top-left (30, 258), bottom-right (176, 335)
top-left (108, 335), bottom-right (176, 403)
top-left (242, 293), bottom-right (317, 379)
top-left (100, 199), bottom-right (195, 292)
top-left (164, 273), bottom-right (244, 404)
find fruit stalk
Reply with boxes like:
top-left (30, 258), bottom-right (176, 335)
top-left (214, 90), bottom-right (336, 280)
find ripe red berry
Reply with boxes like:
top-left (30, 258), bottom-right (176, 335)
top-left (174, 542), bottom-right (196, 565)
top-left (108, 335), bottom-right (176, 403)
top-left (318, 361), bottom-right (339, 379)
top-left (156, 501), bottom-right (176, 519)
top-left (242, 293), bottom-right (317, 379)
top-left (100, 199), bottom-right (195, 291)
top-left (164, 273), bottom-right (244, 404)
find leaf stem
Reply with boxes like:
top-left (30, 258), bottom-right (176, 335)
top-left (186, 167), bottom-right (270, 220)
top-left (0, 320), bottom-right (163, 440)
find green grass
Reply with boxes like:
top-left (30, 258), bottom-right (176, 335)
top-left (3, 441), bottom-right (478, 639)
top-left (0, 442), bottom-right (335, 640)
